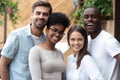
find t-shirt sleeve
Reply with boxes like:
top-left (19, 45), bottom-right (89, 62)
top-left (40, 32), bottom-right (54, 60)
top-left (29, 46), bottom-right (42, 80)
top-left (83, 55), bottom-right (104, 80)
top-left (105, 37), bottom-right (120, 57)
top-left (1, 31), bottom-right (19, 59)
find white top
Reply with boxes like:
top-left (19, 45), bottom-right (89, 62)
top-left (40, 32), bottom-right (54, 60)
top-left (88, 30), bottom-right (120, 80)
top-left (31, 34), bottom-right (43, 45)
top-left (66, 55), bottom-right (104, 80)
top-left (29, 45), bottom-right (66, 80)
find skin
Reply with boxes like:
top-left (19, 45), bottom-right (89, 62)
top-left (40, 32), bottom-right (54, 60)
top-left (0, 6), bottom-right (50, 80)
top-left (69, 31), bottom-right (84, 56)
top-left (39, 24), bottom-right (65, 50)
top-left (83, 7), bottom-right (120, 62)
top-left (83, 7), bottom-right (101, 39)
top-left (31, 6), bottom-right (50, 37)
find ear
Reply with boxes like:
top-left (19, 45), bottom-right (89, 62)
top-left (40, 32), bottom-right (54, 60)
top-left (30, 13), bottom-right (33, 19)
top-left (45, 27), bottom-right (49, 34)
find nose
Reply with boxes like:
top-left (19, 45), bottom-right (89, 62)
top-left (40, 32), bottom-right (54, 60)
top-left (74, 40), bottom-right (78, 44)
top-left (88, 17), bottom-right (92, 21)
top-left (38, 13), bottom-right (44, 18)
top-left (55, 32), bottom-right (61, 36)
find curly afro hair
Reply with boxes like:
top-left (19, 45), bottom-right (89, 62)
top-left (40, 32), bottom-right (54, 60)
top-left (47, 12), bottom-right (70, 29)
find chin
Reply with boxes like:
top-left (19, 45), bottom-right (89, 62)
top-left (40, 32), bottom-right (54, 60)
top-left (73, 49), bottom-right (80, 53)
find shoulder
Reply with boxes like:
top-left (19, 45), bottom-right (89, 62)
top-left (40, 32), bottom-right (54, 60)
top-left (56, 48), bottom-right (62, 53)
top-left (101, 30), bottom-right (115, 40)
top-left (30, 45), bottom-right (40, 52)
top-left (5, 27), bottom-right (26, 40)
top-left (29, 45), bottom-right (42, 59)
top-left (29, 46), bottom-right (40, 55)
top-left (10, 24), bottom-right (30, 36)
top-left (102, 30), bottom-right (120, 47)
top-left (82, 55), bottom-right (92, 61)
top-left (82, 55), bottom-right (94, 64)
top-left (99, 30), bottom-right (119, 46)
top-left (67, 54), bottom-right (74, 61)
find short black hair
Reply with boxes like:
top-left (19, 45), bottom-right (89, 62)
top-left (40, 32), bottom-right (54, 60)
top-left (47, 12), bottom-right (70, 29)
top-left (84, 6), bottom-right (101, 17)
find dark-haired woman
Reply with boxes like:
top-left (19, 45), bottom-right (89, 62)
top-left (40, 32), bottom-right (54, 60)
top-left (66, 24), bottom-right (104, 80)
top-left (29, 12), bottom-right (70, 80)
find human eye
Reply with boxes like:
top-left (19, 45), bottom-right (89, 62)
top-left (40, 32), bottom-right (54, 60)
top-left (78, 38), bottom-right (84, 42)
top-left (36, 11), bottom-right (41, 15)
top-left (43, 13), bottom-right (49, 17)
top-left (59, 31), bottom-right (64, 35)
top-left (70, 38), bottom-right (75, 41)
top-left (51, 28), bottom-right (57, 33)
top-left (91, 15), bottom-right (97, 19)
top-left (83, 15), bottom-right (89, 19)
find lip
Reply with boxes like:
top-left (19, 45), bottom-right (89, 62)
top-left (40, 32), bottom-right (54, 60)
top-left (86, 25), bottom-right (94, 32)
top-left (36, 18), bottom-right (45, 24)
top-left (53, 36), bottom-right (60, 42)
top-left (86, 23), bottom-right (95, 28)
top-left (87, 23), bottom-right (94, 26)
top-left (86, 25), bottom-right (94, 28)
top-left (38, 20), bottom-right (45, 24)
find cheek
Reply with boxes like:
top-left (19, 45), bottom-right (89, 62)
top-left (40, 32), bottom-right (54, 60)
top-left (69, 40), bottom-right (73, 46)
top-left (83, 19), bottom-right (87, 23)
top-left (81, 42), bottom-right (84, 48)
top-left (44, 16), bottom-right (49, 21)
top-left (93, 19), bottom-right (99, 24)
top-left (59, 36), bottom-right (63, 40)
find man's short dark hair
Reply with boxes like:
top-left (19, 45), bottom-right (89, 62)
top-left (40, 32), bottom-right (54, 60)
top-left (32, 0), bottom-right (52, 15)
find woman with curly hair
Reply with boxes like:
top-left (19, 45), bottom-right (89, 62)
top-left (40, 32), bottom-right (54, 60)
top-left (29, 12), bottom-right (70, 80)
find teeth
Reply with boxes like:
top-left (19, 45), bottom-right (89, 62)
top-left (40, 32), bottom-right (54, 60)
top-left (74, 46), bottom-right (79, 48)
top-left (87, 23), bottom-right (94, 26)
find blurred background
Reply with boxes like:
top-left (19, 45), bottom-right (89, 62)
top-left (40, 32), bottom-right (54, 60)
top-left (0, 0), bottom-right (119, 64)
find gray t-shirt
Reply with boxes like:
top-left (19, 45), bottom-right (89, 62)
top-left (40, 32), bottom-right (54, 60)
top-left (29, 45), bottom-right (65, 80)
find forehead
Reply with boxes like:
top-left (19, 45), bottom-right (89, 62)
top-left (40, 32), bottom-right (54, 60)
top-left (83, 7), bottom-right (100, 16)
top-left (33, 6), bottom-right (50, 13)
top-left (70, 31), bottom-right (84, 38)
top-left (50, 24), bottom-right (65, 31)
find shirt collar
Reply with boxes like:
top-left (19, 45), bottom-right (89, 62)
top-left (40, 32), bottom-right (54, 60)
top-left (26, 24), bottom-right (32, 37)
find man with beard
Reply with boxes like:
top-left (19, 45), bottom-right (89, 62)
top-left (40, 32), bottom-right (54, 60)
top-left (83, 6), bottom-right (120, 80)
top-left (0, 0), bottom-right (52, 80)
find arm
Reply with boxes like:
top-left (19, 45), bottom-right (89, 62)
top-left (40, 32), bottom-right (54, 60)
top-left (114, 53), bottom-right (120, 62)
top-left (0, 31), bottom-right (19, 80)
top-left (29, 47), bottom-right (42, 80)
top-left (84, 55), bottom-right (104, 80)
top-left (105, 36), bottom-right (120, 62)
top-left (0, 56), bottom-right (12, 80)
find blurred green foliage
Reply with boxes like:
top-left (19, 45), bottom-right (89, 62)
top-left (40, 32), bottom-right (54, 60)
top-left (72, 0), bottom-right (113, 25)
top-left (0, 0), bottom-right (19, 26)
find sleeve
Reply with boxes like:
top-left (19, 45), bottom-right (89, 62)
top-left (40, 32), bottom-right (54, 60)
top-left (1, 31), bottom-right (19, 59)
top-left (29, 46), bottom-right (42, 80)
top-left (57, 49), bottom-right (64, 61)
top-left (83, 55), bottom-right (104, 80)
top-left (105, 37), bottom-right (120, 57)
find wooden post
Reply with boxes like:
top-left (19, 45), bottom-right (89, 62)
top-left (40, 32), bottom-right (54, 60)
top-left (115, 0), bottom-right (120, 42)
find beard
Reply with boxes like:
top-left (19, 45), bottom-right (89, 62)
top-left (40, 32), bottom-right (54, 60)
top-left (34, 22), bottom-right (46, 29)
top-left (34, 18), bottom-right (47, 29)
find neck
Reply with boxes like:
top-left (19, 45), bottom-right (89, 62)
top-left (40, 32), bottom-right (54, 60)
top-left (30, 25), bottom-right (43, 37)
top-left (41, 40), bottom-right (55, 50)
top-left (90, 29), bottom-right (101, 39)
top-left (73, 51), bottom-right (79, 57)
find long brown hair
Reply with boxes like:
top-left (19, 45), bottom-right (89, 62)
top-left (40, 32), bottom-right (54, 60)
top-left (67, 24), bottom-right (89, 69)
